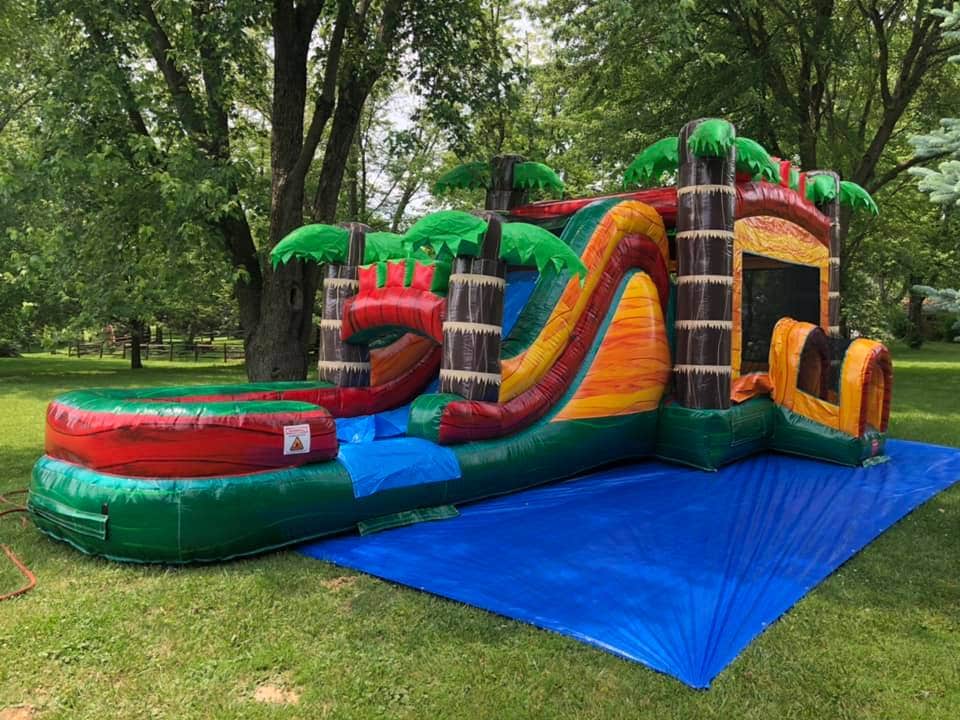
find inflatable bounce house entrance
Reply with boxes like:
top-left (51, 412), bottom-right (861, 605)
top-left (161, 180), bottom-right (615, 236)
top-left (29, 118), bottom-right (893, 563)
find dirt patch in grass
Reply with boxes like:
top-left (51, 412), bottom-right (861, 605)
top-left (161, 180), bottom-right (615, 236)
top-left (321, 575), bottom-right (358, 592)
top-left (0, 706), bottom-right (36, 720)
top-left (253, 683), bottom-right (301, 706)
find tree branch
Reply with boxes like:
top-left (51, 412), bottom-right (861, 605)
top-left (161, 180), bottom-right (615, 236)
top-left (136, 0), bottom-right (207, 141)
top-left (0, 89), bottom-right (39, 137)
top-left (868, 149), bottom-right (953, 192)
top-left (191, 1), bottom-right (230, 157)
top-left (290, 0), bottom-right (351, 184)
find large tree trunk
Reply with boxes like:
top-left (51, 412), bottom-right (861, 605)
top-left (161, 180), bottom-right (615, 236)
top-left (243, 7), bottom-right (320, 381)
top-left (129, 319), bottom-right (145, 370)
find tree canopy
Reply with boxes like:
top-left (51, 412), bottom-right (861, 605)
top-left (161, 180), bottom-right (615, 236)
top-left (2, 0), bottom-right (959, 359)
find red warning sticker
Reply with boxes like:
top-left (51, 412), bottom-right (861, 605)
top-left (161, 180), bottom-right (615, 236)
top-left (283, 424), bottom-right (311, 455)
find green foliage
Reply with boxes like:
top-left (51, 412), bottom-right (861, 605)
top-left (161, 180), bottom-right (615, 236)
top-left (839, 181), bottom-right (879, 215)
top-left (432, 162), bottom-right (491, 194)
top-left (910, 6), bottom-right (960, 207)
top-left (500, 223), bottom-right (587, 279)
top-left (805, 174), bottom-right (839, 204)
top-left (512, 161), bottom-right (564, 194)
top-left (687, 119), bottom-right (736, 157)
top-left (623, 138), bottom-right (679, 188)
top-left (734, 137), bottom-right (780, 182)
top-left (912, 285), bottom-right (960, 313)
top-left (269, 225), bottom-right (349, 268)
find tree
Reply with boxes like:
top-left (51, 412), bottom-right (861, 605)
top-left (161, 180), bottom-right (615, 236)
top-left (911, 4), bottom-right (960, 206)
top-left (34, 0), bottom-right (500, 380)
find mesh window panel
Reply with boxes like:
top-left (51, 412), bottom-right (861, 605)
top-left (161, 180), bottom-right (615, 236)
top-left (742, 255), bottom-right (821, 368)
top-left (827, 335), bottom-right (854, 394)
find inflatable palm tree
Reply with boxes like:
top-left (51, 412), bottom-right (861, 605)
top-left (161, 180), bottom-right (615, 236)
top-left (433, 156), bottom-right (565, 211)
top-left (405, 210), bottom-right (585, 399)
top-left (623, 128), bottom-right (880, 219)
top-left (623, 126), bottom-right (782, 189)
top-left (271, 211), bottom-right (585, 400)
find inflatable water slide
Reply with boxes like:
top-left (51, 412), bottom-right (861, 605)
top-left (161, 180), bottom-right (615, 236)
top-left (28, 119), bottom-right (892, 563)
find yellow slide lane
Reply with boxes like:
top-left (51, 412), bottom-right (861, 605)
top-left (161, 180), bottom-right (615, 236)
top-left (499, 201), bottom-right (667, 402)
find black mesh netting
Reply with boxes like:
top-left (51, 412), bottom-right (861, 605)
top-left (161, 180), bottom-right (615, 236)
top-left (741, 255), bottom-right (821, 370)
top-left (826, 335), bottom-right (854, 394)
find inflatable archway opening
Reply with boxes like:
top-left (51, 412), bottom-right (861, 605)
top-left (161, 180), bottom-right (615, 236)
top-left (769, 318), bottom-right (891, 437)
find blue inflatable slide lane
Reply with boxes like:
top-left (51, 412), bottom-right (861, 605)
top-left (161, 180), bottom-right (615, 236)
top-left (301, 439), bottom-right (960, 688)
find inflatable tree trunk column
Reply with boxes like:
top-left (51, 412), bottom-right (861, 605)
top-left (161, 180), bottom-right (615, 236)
top-left (674, 119), bottom-right (736, 409)
top-left (440, 212), bottom-right (506, 401)
top-left (485, 155), bottom-right (528, 211)
top-left (318, 223), bottom-right (370, 386)
top-left (807, 170), bottom-right (841, 336)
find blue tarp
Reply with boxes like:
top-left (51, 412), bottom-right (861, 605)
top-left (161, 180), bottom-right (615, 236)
top-left (339, 437), bottom-right (461, 498)
top-left (336, 407), bottom-right (408, 444)
top-left (301, 440), bottom-right (960, 688)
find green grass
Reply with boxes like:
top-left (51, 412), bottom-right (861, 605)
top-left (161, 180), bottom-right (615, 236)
top-left (0, 347), bottom-right (958, 719)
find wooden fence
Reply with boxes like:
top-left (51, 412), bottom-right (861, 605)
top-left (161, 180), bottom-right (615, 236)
top-left (65, 337), bottom-right (320, 364)
top-left (66, 340), bottom-right (246, 363)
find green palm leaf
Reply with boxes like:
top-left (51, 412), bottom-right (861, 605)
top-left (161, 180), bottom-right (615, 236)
top-left (500, 223), bottom-right (587, 281)
top-left (805, 174), bottom-right (839, 204)
top-left (269, 224), bottom-right (349, 268)
top-left (734, 137), bottom-right (780, 182)
top-left (838, 181), bottom-right (879, 215)
top-left (623, 138), bottom-right (679, 188)
top-left (513, 161), bottom-right (565, 194)
top-left (432, 162), bottom-right (491, 194)
top-left (788, 167), bottom-right (801, 191)
top-left (687, 119), bottom-right (736, 157)
top-left (363, 232), bottom-right (408, 262)
top-left (403, 210), bottom-right (489, 258)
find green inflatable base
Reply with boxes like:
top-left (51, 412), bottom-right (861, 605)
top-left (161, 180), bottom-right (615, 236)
top-left (769, 406), bottom-right (886, 466)
top-left (655, 398), bottom-right (886, 470)
top-left (28, 410), bottom-right (660, 564)
top-left (655, 398), bottom-right (775, 470)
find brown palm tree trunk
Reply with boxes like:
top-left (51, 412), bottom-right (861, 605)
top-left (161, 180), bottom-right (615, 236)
top-left (485, 155), bottom-right (528, 212)
top-left (318, 223), bottom-right (370, 386)
top-left (440, 213), bottom-right (506, 401)
top-left (806, 170), bottom-right (841, 336)
top-left (674, 119), bottom-right (736, 409)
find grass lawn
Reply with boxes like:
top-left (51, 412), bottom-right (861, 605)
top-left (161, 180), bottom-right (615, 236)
top-left (0, 347), bottom-right (958, 719)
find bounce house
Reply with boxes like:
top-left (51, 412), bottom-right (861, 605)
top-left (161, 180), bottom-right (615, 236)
top-left (28, 119), bottom-right (893, 563)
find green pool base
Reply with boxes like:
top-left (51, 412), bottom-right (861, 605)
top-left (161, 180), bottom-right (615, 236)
top-left (29, 396), bottom-right (884, 564)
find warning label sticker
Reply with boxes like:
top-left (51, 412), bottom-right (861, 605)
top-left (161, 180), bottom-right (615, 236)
top-left (283, 424), bottom-right (311, 455)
